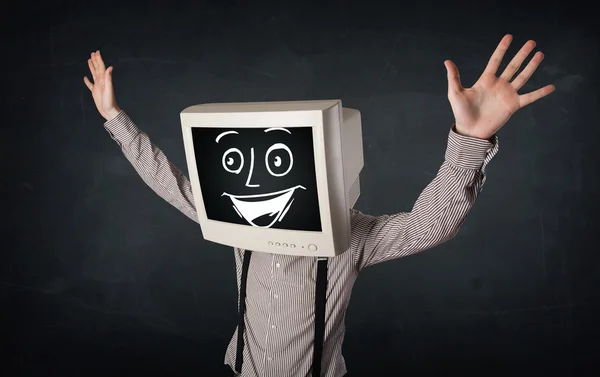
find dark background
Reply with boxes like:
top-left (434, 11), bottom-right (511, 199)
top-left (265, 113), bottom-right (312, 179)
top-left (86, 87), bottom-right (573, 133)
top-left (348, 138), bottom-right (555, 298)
top-left (2, 0), bottom-right (598, 376)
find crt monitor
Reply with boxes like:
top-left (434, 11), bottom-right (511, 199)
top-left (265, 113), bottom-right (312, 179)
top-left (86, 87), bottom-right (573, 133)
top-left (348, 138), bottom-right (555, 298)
top-left (180, 100), bottom-right (363, 257)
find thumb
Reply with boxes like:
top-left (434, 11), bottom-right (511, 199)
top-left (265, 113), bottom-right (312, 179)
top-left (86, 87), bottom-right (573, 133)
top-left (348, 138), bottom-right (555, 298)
top-left (444, 60), bottom-right (462, 94)
top-left (105, 66), bottom-right (113, 88)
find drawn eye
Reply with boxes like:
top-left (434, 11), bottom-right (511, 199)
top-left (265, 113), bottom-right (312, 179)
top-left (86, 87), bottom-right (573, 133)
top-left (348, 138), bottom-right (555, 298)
top-left (265, 143), bottom-right (293, 177)
top-left (222, 148), bottom-right (244, 174)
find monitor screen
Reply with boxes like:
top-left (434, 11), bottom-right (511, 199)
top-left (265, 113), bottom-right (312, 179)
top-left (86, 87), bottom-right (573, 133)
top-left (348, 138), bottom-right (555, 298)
top-left (191, 126), bottom-right (322, 231)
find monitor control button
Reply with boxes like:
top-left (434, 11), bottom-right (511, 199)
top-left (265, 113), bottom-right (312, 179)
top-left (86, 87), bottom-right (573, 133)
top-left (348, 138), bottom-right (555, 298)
top-left (268, 241), bottom-right (273, 246)
top-left (308, 244), bottom-right (318, 252)
top-left (283, 243), bottom-right (288, 247)
top-left (290, 244), bottom-right (296, 248)
top-left (275, 242), bottom-right (281, 247)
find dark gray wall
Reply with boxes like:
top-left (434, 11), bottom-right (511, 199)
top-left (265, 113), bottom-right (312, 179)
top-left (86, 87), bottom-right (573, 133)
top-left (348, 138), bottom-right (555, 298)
top-left (3, 0), bottom-right (598, 376)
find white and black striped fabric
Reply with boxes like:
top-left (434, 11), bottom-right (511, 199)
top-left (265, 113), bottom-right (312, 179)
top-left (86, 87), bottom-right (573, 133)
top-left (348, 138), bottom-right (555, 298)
top-left (103, 110), bottom-right (498, 377)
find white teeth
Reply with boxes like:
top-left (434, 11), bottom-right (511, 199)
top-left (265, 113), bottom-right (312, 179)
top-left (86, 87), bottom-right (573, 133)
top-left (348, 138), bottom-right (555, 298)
top-left (222, 185), bottom-right (306, 228)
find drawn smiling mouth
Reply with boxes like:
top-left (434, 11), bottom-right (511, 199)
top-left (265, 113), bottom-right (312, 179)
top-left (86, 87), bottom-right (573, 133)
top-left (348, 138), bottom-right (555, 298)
top-left (222, 185), bottom-right (306, 228)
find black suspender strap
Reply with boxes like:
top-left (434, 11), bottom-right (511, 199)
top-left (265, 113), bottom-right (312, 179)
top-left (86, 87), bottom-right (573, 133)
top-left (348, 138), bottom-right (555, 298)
top-left (235, 250), bottom-right (252, 374)
top-left (234, 252), bottom-right (328, 377)
top-left (312, 257), bottom-right (328, 377)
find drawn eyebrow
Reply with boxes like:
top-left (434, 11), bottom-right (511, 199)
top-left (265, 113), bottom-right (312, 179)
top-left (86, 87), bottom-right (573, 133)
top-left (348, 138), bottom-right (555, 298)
top-left (264, 127), bottom-right (291, 134)
top-left (216, 130), bottom-right (239, 143)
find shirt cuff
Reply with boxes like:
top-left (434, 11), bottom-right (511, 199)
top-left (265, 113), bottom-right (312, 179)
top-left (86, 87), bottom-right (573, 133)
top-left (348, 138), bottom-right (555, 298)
top-left (444, 126), bottom-right (498, 170)
top-left (103, 110), bottom-right (141, 146)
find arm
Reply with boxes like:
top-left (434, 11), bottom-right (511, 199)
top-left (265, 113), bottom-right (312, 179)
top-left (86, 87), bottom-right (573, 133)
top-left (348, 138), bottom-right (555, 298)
top-left (353, 34), bottom-right (554, 270)
top-left (352, 127), bottom-right (497, 269)
top-left (83, 50), bottom-right (198, 223)
top-left (103, 110), bottom-right (199, 223)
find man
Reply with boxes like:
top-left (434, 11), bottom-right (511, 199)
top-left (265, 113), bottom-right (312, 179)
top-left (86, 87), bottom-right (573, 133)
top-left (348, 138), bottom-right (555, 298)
top-left (83, 34), bottom-right (554, 377)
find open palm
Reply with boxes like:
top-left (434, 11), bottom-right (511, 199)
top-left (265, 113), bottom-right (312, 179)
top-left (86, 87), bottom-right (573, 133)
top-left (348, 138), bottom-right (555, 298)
top-left (445, 35), bottom-right (555, 140)
top-left (83, 51), bottom-right (121, 121)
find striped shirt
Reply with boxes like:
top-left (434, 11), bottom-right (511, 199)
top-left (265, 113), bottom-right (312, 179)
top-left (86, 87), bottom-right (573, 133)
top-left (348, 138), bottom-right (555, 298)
top-left (103, 110), bottom-right (499, 377)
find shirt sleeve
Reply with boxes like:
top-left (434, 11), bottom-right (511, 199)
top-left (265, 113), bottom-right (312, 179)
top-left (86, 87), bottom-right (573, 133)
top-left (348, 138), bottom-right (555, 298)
top-left (351, 126), bottom-right (499, 270)
top-left (103, 110), bottom-right (199, 223)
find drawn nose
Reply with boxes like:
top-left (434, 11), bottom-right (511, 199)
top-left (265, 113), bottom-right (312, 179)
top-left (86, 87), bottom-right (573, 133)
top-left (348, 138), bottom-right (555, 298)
top-left (245, 148), bottom-right (260, 188)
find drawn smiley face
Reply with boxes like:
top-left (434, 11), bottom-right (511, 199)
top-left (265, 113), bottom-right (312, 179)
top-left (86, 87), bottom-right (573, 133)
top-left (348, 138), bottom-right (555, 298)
top-left (218, 128), bottom-right (305, 227)
top-left (191, 126), bottom-right (322, 231)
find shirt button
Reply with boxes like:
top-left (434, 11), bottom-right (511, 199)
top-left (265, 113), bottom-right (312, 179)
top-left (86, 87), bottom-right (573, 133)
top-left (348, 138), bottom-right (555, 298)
top-left (273, 294), bottom-right (279, 299)
top-left (275, 263), bottom-right (281, 268)
top-left (271, 324), bottom-right (276, 329)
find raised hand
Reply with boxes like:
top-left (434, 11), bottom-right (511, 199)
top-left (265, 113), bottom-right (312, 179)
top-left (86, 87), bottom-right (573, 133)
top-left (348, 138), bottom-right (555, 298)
top-left (83, 51), bottom-right (121, 121)
top-left (444, 34), bottom-right (555, 140)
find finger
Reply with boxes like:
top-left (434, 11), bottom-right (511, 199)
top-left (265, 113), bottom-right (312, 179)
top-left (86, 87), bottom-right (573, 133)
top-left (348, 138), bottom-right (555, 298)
top-left (499, 40), bottom-right (536, 81)
top-left (518, 84), bottom-right (555, 108)
top-left (444, 60), bottom-right (463, 94)
top-left (83, 76), bottom-right (93, 91)
top-left (96, 50), bottom-right (106, 73)
top-left (91, 52), bottom-right (100, 76)
top-left (87, 59), bottom-right (96, 79)
top-left (483, 34), bottom-right (513, 75)
top-left (511, 51), bottom-right (544, 90)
